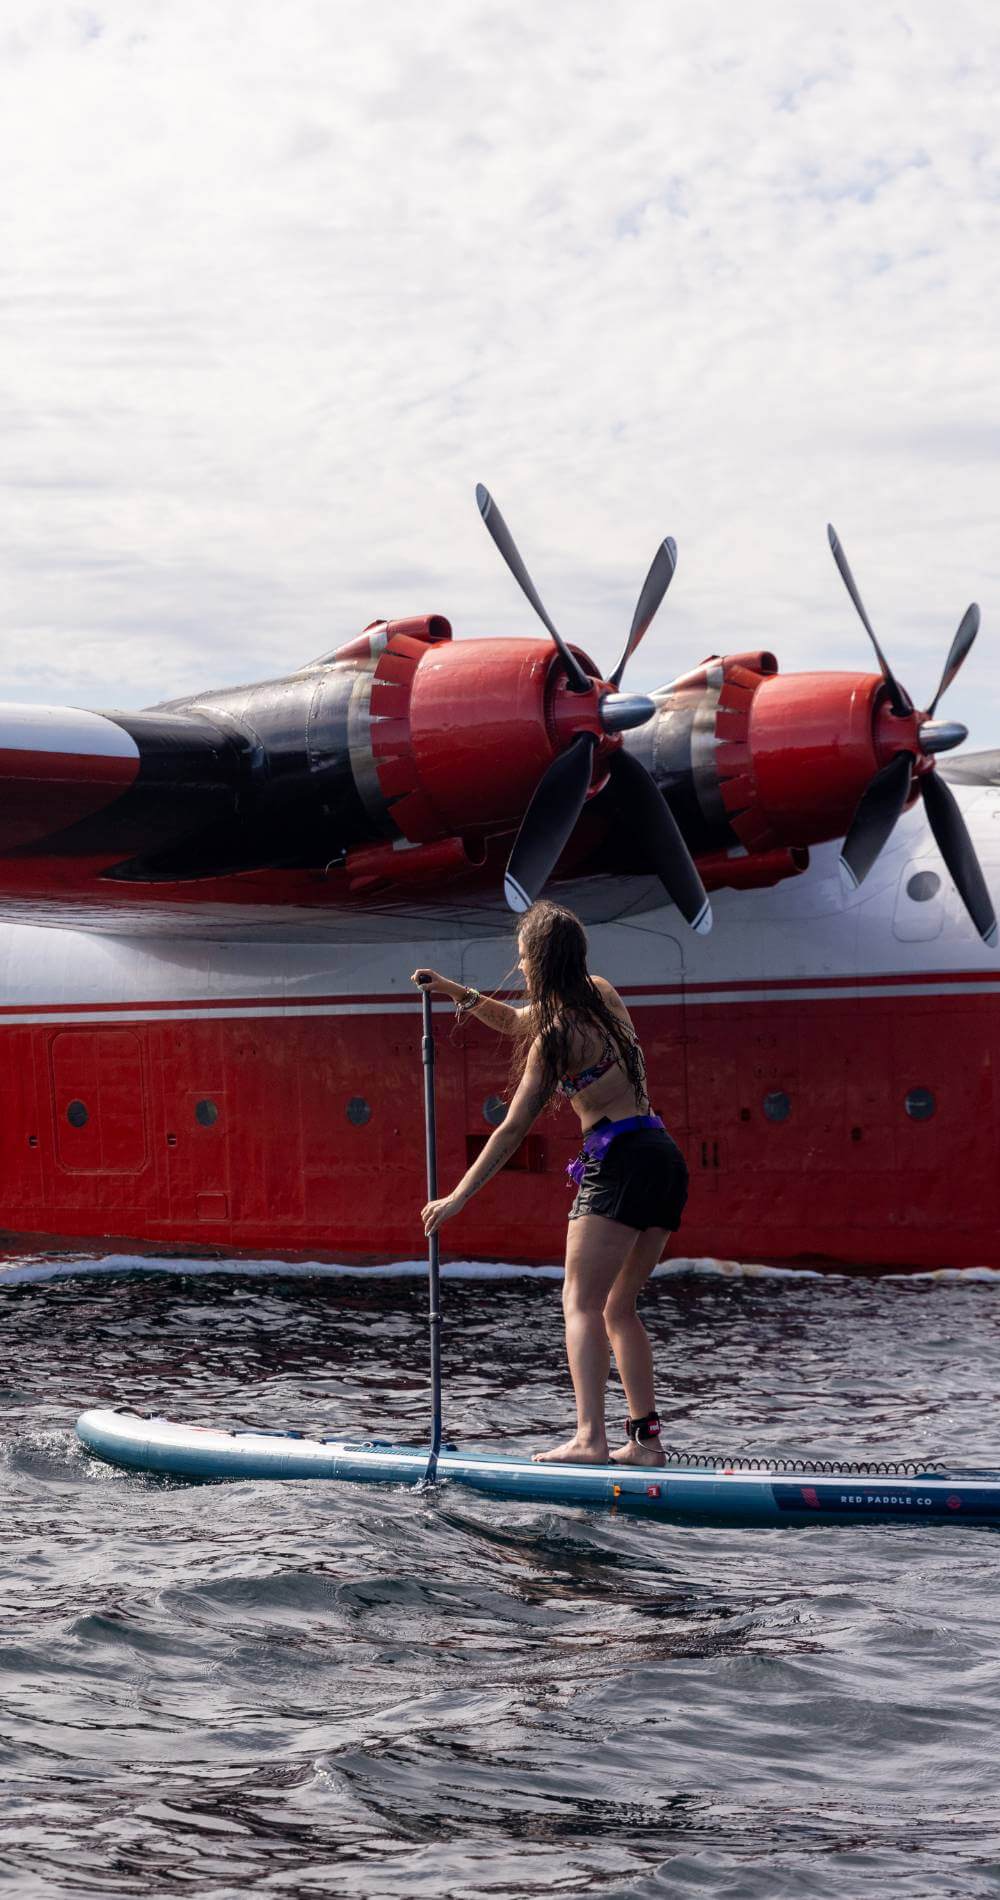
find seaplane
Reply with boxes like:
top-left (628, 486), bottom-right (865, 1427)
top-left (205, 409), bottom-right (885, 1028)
top-left (1, 490), bottom-right (996, 1273)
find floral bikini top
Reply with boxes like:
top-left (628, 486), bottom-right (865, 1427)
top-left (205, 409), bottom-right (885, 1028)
top-left (558, 1030), bottom-right (619, 1099)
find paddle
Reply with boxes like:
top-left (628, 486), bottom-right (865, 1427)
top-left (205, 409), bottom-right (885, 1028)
top-left (417, 979), bottom-right (443, 1484)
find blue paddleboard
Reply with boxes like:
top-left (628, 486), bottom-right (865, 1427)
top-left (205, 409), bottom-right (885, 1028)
top-left (75, 1408), bottom-right (1000, 1526)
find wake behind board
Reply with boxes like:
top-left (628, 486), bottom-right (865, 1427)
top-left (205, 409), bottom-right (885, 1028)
top-left (76, 1408), bottom-right (1000, 1526)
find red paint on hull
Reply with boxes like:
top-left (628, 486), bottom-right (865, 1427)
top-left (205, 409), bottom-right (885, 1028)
top-left (0, 983), bottom-right (994, 1272)
top-left (0, 749), bottom-right (138, 851)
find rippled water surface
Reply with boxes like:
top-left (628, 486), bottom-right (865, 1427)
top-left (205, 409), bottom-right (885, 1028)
top-left (4, 1257), bottom-right (1000, 1898)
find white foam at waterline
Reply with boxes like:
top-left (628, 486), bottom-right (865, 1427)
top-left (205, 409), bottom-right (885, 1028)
top-left (1, 1246), bottom-right (996, 1292)
top-left (0, 1254), bottom-right (563, 1287)
top-left (884, 1265), bottom-right (1000, 1283)
top-left (656, 1256), bottom-right (824, 1280)
top-left (3, 1251), bottom-right (988, 1288)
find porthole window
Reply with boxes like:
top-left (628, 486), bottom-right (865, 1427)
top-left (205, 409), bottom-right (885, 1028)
top-left (906, 871), bottom-right (941, 903)
top-left (346, 1096), bottom-right (372, 1126)
top-left (66, 1100), bottom-right (88, 1128)
top-left (763, 1090), bottom-right (791, 1123)
top-left (905, 1087), bottom-right (935, 1121)
top-left (195, 1099), bottom-right (219, 1127)
top-left (483, 1095), bottom-right (507, 1127)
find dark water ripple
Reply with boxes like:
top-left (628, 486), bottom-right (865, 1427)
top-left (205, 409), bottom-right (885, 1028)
top-left (3, 1263), bottom-right (1000, 1897)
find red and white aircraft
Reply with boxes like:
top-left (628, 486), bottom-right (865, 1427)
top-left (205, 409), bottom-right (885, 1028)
top-left (0, 492), bottom-right (995, 1273)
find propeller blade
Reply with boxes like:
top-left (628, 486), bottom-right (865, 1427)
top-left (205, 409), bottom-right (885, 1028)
top-left (606, 747), bottom-right (711, 934)
top-left (476, 485), bottom-right (591, 695)
top-left (840, 751), bottom-right (914, 889)
top-left (609, 537), bottom-right (677, 689)
top-left (920, 768), bottom-right (998, 947)
top-left (927, 603), bottom-right (980, 717)
top-left (503, 732), bottom-right (597, 912)
top-left (827, 525), bottom-right (912, 717)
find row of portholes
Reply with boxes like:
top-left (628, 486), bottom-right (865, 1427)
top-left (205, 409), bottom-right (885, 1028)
top-left (482, 1092), bottom-right (940, 1128)
top-left (761, 1088), bottom-right (936, 1123)
top-left (67, 1094), bottom-right (373, 1130)
top-left (62, 1088), bottom-right (940, 1133)
top-left (65, 1098), bottom-right (220, 1129)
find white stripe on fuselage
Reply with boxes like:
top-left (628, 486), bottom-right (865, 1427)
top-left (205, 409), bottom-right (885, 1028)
top-left (0, 704), bottom-right (138, 758)
top-left (0, 977), bottom-right (999, 1025)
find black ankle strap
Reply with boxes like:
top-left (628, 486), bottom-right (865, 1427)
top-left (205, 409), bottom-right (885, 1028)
top-left (626, 1410), bottom-right (661, 1443)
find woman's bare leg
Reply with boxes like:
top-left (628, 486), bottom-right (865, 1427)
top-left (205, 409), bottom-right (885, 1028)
top-left (533, 1213), bottom-right (637, 1464)
top-left (603, 1227), bottom-right (670, 1466)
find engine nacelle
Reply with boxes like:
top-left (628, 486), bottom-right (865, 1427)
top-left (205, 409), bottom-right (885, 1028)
top-left (350, 622), bottom-right (606, 842)
top-left (744, 670), bottom-right (924, 848)
top-left (630, 652), bottom-right (917, 860)
top-left (0, 614), bottom-right (923, 911)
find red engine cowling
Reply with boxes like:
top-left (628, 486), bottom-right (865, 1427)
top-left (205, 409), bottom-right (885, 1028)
top-left (744, 670), bottom-right (925, 848)
top-left (350, 622), bottom-right (608, 843)
top-left (628, 651), bottom-right (921, 863)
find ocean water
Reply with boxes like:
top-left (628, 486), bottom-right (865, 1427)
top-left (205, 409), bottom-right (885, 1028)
top-left (3, 1256), bottom-right (1000, 1899)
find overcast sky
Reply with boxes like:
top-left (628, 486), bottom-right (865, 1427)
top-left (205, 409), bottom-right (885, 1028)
top-left (1, 2), bottom-right (999, 746)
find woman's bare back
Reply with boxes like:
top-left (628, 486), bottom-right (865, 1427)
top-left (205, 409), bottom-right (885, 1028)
top-left (561, 977), bottom-right (650, 1129)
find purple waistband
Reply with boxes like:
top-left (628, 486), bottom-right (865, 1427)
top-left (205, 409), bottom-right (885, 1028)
top-left (566, 1114), bottom-right (665, 1188)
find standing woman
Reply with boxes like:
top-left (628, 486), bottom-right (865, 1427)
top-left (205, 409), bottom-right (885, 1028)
top-left (412, 901), bottom-right (688, 1467)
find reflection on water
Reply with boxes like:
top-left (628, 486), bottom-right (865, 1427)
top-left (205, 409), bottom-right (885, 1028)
top-left (3, 1263), bottom-right (1000, 1897)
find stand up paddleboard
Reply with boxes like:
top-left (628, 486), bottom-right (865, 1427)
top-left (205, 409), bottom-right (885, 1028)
top-left (74, 989), bottom-right (1000, 1530)
top-left (75, 1407), bottom-right (1000, 1526)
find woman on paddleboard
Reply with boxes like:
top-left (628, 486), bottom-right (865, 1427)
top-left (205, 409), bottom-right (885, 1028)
top-left (412, 900), bottom-right (688, 1468)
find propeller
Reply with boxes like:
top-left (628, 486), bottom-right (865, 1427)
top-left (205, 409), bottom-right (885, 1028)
top-left (476, 485), bottom-right (592, 696)
top-left (477, 485), bottom-right (711, 933)
top-left (504, 733), bottom-right (597, 914)
top-left (828, 525), bottom-right (996, 947)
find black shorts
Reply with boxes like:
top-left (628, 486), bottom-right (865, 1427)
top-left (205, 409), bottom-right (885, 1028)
top-left (568, 1121), bottom-right (689, 1232)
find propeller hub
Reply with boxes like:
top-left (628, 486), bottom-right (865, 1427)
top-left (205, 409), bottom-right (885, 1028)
top-left (599, 692), bottom-right (657, 734)
top-left (919, 719), bottom-right (968, 756)
top-left (873, 693), bottom-right (923, 771)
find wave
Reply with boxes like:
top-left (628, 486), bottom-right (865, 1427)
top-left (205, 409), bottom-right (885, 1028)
top-left (0, 1251), bottom-right (825, 1287)
top-left (5, 1251), bottom-right (996, 1288)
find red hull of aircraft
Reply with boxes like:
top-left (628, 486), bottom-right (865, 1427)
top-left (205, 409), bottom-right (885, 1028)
top-left (0, 955), bottom-right (994, 1273)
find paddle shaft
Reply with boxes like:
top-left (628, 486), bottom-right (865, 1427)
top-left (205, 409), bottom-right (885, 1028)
top-left (419, 983), bottom-right (443, 1482)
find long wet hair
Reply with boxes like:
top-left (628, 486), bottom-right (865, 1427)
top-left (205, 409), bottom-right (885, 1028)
top-left (512, 901), bottom-right (647, 1106)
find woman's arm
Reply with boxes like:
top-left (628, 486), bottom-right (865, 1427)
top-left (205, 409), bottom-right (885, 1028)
top-left (463, 993), bottom-right (528, 1035)
top-left (421, 1037), bottom-right (551, 1234)
top-left (411, 968), bottom-right (527, 1036)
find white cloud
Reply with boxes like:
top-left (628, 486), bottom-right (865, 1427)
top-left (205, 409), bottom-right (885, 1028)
top-left (0, 0), bottom-right (998, 746)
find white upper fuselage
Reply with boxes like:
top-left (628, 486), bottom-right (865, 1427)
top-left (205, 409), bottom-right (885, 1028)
top-left (0, 766), bottom-right (995, 1017)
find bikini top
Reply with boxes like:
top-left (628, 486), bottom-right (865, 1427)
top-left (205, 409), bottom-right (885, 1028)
top-left (558, 1031), bottom-right (619, 1099)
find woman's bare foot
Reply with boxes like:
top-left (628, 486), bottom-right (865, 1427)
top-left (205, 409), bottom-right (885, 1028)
top-left (609, 1439), bottom-right (666, 1467)
top-left (532, 1434), bottom-right (609, 1465)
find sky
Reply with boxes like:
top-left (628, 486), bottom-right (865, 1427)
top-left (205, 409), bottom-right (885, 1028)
top-left (1, 1), bottom-right (999, 745)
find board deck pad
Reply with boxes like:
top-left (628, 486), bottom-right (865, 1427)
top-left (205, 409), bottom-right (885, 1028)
top-left (75, 1409), bottom-right (1000, 1526)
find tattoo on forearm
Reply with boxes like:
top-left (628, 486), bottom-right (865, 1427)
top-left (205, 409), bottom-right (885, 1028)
top-left (467, 1131), bottom-right (519, 1190)
top-left (460, 1091), bottom-right (548, 1198)
top-left (473, 997), bottom-right (522, 1035)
